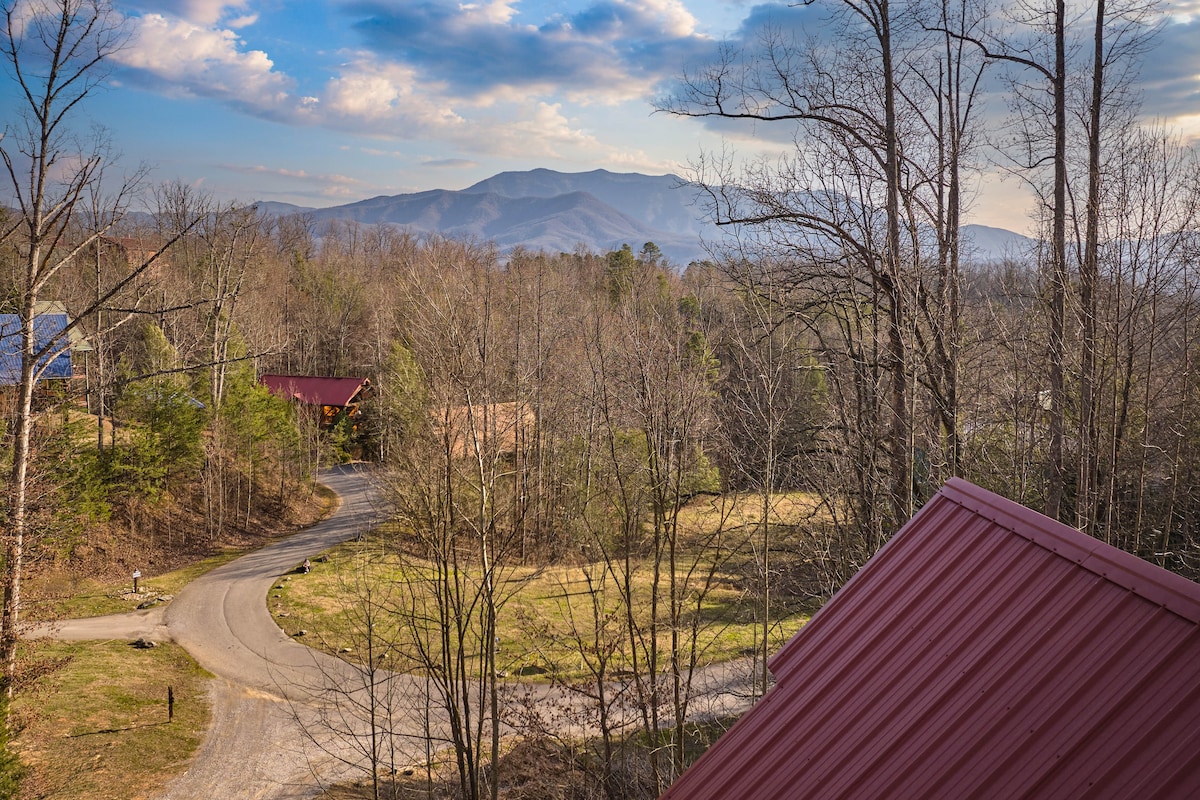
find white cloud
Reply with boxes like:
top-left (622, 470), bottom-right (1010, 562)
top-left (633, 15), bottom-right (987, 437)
top-left (128, 0), bottom-right (251, 26)
top-left (107, 1), bottom-right (719, 180)
top-left (556, 0), bottom-right (701, 41)
top-left (2, 1), bottom-right (37, 39)
top-left (602, 146), bottom-right (681, 174)
top-left (185, 0), bottom-right (246, 25)
top-left (227, 13), bottom-right (259, 29)
top-left (223, 163), bottom-right (366, 198)
top-left (322, 59), bottom-right (466, 130)
top-left (499, 101), bottom-right (599, 155)
top-left (317, 57), bottom-right (615, 160)
top-left (117, 13), bottom-right (290, 107)
top-left (345, 0), bottom-right (713, 104)
top-left (246, 165), bottom-right (312, 179)
top-left (1165, 0), bottom-right (1200, 23)
top-left (474, 76), bottom-right (647, 111)
top-left (1168, 112), bottom-right (1200, 144)
top-left (629, 0), bottom-right (700, 38)
top-left (457, 0), bottom-right (521, 25)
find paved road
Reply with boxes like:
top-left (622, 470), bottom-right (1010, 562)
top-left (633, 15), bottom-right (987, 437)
top-left (27, 463), bottom-right (759, 798)
top-left (27, 464), bottom-right (416, 798)
top-left (164, 464), bottom-right (379, 695)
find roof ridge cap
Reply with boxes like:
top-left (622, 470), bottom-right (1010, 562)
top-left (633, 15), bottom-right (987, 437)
top-left (941, 477), bottom-right (1200, 624)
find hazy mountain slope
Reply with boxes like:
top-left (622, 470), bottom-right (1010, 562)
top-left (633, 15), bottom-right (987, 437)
top-left (297, 184), bottom-right (710, 263)
top-left (250, 169), bottom-right (1032, 265)
top-left (254, 200), bottom-right (315, 216)
top-left (961, 224), bottom-right (1036, 261)
top-left (463, 168), bottom-right (707, 236)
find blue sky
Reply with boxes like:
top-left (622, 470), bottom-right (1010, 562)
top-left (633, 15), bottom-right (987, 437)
top-left (8, 0), bottom-right (1200, 232)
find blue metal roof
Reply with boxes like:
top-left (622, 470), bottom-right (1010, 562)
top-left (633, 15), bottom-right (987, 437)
top-left (0, 313), bottom-right (73, 385)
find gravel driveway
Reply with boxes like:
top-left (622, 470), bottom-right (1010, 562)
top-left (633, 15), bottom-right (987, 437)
top-left (27, 464), bottom-right (405, 798)
top-left (27, 463), bottom-right (759, 798)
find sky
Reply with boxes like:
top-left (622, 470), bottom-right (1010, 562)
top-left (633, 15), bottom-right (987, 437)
top-left (6, 0), bottom-right (1200, 233)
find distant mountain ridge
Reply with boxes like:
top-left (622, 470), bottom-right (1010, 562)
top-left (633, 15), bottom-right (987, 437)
top-left (462, 169), bottom-right (704, 236)
top-left (256, 169), bottom-right (1032, 265)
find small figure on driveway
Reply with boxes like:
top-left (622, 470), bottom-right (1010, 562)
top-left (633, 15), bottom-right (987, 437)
top-left (301, 559), bottom-right (311, 574)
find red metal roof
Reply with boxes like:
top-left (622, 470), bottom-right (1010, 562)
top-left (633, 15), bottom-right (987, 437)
top-left (662, 477), bottom-right (1200, 800)
top-left (259, 374), bottom-right (369, 407)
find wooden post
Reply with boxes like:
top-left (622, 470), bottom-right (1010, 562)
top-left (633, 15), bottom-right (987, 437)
top-left (168, 685), bottom-right (174, 722)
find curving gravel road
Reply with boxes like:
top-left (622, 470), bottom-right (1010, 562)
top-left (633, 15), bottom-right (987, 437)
top-left (27, 463), bottom-right (759, 798)
top-left (27, 464), bottom-right (411, 798)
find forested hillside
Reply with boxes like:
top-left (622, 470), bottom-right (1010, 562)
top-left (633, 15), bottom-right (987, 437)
top-left (11, 216), bottom-right (1197, 796)
top-left (13, 204), bottom-right (1196, 597)
top-left (2, 0), bottom-right (1200, 795)
top-left (254, 168), bottom-right (1036, 267)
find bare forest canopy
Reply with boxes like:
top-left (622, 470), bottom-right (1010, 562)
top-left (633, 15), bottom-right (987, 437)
top-left (10, 218), bottom-right (1196, 583)
top-left (3, 0), bottom-right (1200, 794)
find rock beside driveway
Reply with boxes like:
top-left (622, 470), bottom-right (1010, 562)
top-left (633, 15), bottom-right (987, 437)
top-left (137, 594), bottom-right (174, 609)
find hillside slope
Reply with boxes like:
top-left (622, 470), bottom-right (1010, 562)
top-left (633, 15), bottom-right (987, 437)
top-left (255, 169), bottom-right (1032, 265)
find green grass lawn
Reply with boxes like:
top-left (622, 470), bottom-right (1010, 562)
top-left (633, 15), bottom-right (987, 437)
top-left (273, 525), bottom-right (815, 684)
top-left (10, 640), bottom-right (211, 800)
top-left (36, 550), bottom-right (254, 621)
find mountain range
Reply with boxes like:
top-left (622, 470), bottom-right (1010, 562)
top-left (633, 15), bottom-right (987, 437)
top-left (257, 169), bottom-right (1033, 265)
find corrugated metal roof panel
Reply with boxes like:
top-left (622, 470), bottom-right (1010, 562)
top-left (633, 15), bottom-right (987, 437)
top-left (259, 374), bottom-right (369, 407)
top-left (661, 478), bottom-right (1200, 800)
top-left (0, 313), bottom-right (73, 385)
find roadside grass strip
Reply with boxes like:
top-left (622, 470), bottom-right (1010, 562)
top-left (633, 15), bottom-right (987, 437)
top-left (11, 641), bottom-right (210, 800)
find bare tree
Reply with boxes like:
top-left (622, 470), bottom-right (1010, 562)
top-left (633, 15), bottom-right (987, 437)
top-left (666, 1), bottom-right (916, 526)
top-left (384, 240), bottom-right (526, 800)
top-left (707, 263), bottom-right (817, 698)
top-left (580, 253), bottom-right (732, 792)
top-left (663, 0), bottom-right (993, 571)
top-left (1074, 0), bottom-right (1157, 534)
top-left (940, 0), bottom-right (1158, 524)
top-left (0, 0), bottom-right (196, 694)
top-left (284, 553), bottom-right (423, 800)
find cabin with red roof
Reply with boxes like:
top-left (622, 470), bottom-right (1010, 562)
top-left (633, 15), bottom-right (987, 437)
top-left (259, 374), bottom-right (370, 429)
top-left (662, 477), bottom-right (1200, 799)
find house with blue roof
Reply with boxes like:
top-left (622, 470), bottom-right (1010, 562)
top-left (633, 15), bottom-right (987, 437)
top-left (0, 305), bottom-right (80, 386)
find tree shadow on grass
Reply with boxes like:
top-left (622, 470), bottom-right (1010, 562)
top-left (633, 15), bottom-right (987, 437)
top-left (68, 721), bottom-right (172, 737)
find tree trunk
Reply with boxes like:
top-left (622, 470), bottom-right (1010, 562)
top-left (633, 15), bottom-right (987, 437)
top-left (1046, 0), bottom-right (1068, 522)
